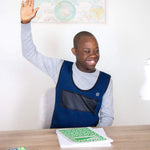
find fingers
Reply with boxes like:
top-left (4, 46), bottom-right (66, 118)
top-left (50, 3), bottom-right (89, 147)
top-left (25, 0), bottom-right (33, 6)
top-left (28, 0), bottom-right (32, 6)
top-left (33, 7), bottom-right (39, 16)
top-left (31, 0), bottom-right (34, 7)
top-left (29, 0), bottom-right (34, 8)
top-left (27, 7), bottom-right (39, 21)
top-left (22, 0), bottom-right (33, 7)
top-left (25, 0), bottom-right (29, 6)
top-left (21, 0), bottom-right (24, 7)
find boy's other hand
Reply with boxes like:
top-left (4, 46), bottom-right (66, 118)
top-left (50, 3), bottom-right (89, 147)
top-left (20, 0), bottom-right (39, 24)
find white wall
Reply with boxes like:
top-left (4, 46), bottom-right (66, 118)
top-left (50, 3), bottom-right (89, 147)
top-left (0, 0), bottom-right (150, 131)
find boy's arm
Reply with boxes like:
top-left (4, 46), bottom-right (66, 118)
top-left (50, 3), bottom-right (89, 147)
top-left (21, 23), bottom-right (63, 83)
top-left (97, 79), bottom-right (114, 127)
top-left (20, 0), bottom-right (63, 83)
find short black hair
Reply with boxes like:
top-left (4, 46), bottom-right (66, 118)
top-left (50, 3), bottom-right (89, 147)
top-left (73, 31), bottom-right (96, 49)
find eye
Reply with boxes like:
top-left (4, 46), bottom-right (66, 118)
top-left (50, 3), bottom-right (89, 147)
top-left (95, 49), bottom-right (99, 53)
top-left (84, 49), bottom-right (90, 53)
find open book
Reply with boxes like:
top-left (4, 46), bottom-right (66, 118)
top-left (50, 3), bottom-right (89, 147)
top-left (56, 127), bottom-right (113, 148)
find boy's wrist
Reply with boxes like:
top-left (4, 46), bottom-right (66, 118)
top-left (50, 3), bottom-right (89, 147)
top-left (21, 20), bottom-right (31, 24)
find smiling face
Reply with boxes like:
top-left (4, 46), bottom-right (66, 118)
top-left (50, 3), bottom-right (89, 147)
top-left (72, 33), bottom-right (99, 73)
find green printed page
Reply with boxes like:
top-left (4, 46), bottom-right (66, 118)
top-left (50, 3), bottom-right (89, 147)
top-left (58, 127), bottom-right (107, 143)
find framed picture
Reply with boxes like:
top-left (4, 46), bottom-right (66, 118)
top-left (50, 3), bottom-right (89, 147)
top-left (33, 0), bottom-right (106, 24)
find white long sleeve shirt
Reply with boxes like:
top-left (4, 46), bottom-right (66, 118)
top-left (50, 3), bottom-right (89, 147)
top-left (21, 23), bottom-right (114, 127)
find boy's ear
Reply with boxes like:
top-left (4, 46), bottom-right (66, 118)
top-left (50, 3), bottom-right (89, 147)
top-left (71, 48), bottom-right (77, 56)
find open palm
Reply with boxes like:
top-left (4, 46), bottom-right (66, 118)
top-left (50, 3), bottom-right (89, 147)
top-left (20, 0), bottom-right (39, 24)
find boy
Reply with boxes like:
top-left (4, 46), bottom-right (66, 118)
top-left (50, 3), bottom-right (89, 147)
top-left (20, 0), bottom-right (114, 128)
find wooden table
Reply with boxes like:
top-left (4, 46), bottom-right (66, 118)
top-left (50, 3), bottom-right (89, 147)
top-left (0, 125), bottom-right (150, 150)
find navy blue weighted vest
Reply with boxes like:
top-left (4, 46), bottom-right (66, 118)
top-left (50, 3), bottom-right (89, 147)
top-left (50, 60), bottom-right (110, 128)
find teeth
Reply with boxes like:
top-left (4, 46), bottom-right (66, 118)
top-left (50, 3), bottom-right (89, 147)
top-left (90, 61), bottom-right (94, 63)
top-left (88, 60), bottom-right (95, 63)
top-left (87, 60), bottom-right (95, 64)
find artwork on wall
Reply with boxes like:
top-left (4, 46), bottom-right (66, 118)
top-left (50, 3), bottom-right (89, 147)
top-left (33, 0), bottom-right (106, 24)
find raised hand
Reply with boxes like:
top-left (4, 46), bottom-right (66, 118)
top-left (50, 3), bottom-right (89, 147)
top-left (20, 0), bottom-right (39, 24)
